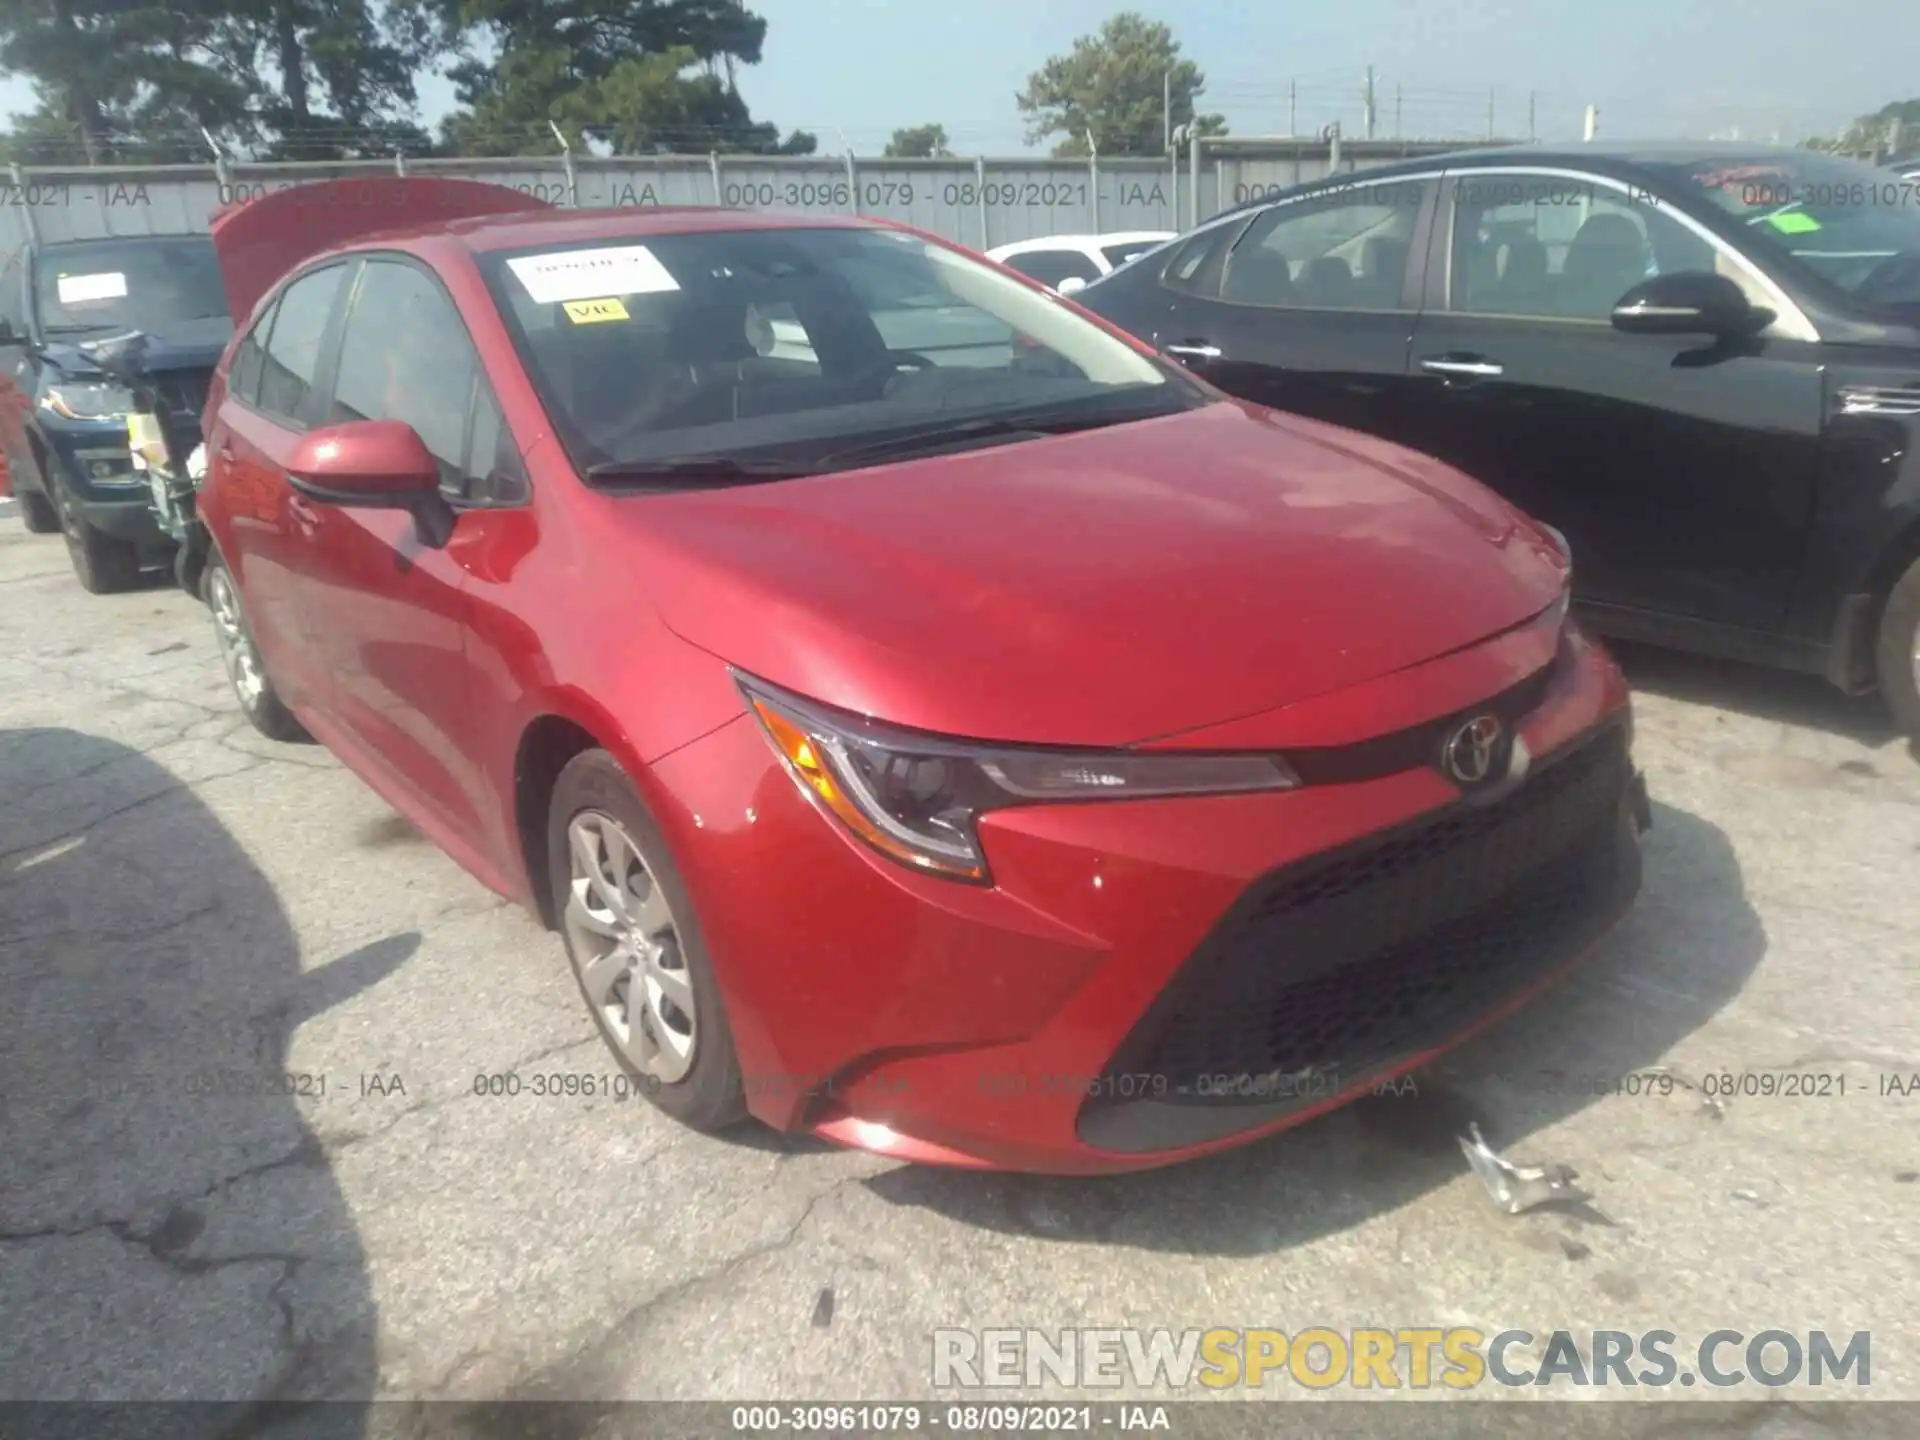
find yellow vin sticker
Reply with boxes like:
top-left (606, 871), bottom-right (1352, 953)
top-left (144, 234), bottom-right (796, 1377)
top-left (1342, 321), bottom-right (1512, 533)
top-left (563, 297), bottom-right (631, 324)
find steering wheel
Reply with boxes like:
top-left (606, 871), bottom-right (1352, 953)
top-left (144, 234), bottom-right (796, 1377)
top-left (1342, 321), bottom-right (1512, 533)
top-left (867, 350), bottom-right (937, 399)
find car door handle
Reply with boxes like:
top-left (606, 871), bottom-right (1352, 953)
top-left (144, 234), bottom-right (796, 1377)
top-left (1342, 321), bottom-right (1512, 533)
top-left (1419, 356), bottom-right (1504, 378)
top-left (1163, 341), bottom-right (1222, 361)
top-left (217, 444), bottom-right (236, 465)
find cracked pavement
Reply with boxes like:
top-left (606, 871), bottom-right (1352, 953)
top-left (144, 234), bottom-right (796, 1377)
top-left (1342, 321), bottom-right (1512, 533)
top-left (1, 507), bottom-right (1917, 1429)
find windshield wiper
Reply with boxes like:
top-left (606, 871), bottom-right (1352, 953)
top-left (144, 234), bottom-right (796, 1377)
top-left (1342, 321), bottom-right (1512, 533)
top-left (585, 455), bottom-right (821, 488)
top-left (818, 403), bottom-right (1171, 468)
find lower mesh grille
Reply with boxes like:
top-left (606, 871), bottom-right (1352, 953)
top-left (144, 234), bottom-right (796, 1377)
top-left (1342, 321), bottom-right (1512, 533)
top-left (1079, 724), bottom-right (1637, 1150)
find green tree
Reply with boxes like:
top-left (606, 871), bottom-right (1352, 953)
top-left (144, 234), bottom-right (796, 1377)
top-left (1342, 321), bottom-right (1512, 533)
top-left (205, 1), bottom-right (447, 159)
top-left (1803, 98), bottom-right (1920, 156)
top-left (437, 0), bottom-right (814, 156)
top-left (1016, 11), bottom-right (1225, 158)
top-left (0, 0), bottom-right (250, 164)
top-left (0, 0), bottom-right (441, 163)
top-left (884, 122), bottom-right (950, 158)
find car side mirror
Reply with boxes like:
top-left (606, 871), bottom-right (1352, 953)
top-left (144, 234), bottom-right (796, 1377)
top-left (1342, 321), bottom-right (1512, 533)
top-left (1056, 276), bottom-right (1089, 296)
top-left (1611, 271), bottom-right (1771, 338)
top-left (284, 420), bottom-right (456, 546)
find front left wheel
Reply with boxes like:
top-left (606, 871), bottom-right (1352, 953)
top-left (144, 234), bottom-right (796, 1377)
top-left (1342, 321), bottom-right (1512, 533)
top-left (17, 487), bottom-right (58, 534)
top-left (547, 749), bottom-right (747, 1133)
top-left (57, 486), bottom-right (141, 594)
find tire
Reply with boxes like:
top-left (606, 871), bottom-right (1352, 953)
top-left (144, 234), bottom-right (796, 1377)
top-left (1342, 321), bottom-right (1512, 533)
top-left (547, 749), bottom-right (747, 1133)
top-left (1876, 554), bottom-right (1920, 742)
top-left (203, 552), bottom-right (311, 743)
top-left (57, 484), bottom-right (142, 594)
top-left (18, 487), bottom-right (58, 534)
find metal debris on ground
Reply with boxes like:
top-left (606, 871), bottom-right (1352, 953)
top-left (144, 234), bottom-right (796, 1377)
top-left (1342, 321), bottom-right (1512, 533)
top-left (1457, 1122), bottom-right (1590, 1215)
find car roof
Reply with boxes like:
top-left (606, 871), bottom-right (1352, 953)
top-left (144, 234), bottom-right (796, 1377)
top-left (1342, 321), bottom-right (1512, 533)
top-left (338, 205), bottom-right (886, 260)
top-left (1202, 140), bottom-right (1870, 223)
top-left (993, 230), bottom-right (1173, 253)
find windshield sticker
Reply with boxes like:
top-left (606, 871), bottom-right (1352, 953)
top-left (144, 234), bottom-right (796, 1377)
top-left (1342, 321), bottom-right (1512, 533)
top-left (562, 297), bottom-right (631, 324)
top-left (1766, 211), bottom-right (1823, 234)
top-left (508, 245), bottom-right (679, 304)
top-left (56, 272), bottom-right (128, 304)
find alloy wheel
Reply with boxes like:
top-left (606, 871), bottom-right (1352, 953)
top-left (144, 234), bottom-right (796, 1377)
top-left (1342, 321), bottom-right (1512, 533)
top-left (563, 810), bottom-right (697, 1084)
top-left (207, 568), bottom-right (266, 711)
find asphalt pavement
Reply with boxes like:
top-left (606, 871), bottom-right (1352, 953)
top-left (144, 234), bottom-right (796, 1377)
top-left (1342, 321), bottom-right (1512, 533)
top-left (1, 511), bottom-right (1916, 1433)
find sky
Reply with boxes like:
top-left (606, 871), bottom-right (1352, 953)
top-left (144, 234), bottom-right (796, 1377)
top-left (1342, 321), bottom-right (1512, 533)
top-left (1, 0), bottom-right (1913, 153)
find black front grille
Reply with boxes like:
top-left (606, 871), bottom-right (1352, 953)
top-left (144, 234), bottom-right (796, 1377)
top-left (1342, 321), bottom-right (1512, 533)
top-left (1079, 724), bottom-right (1638, 1152)
top-left (150, 367), bottom-right (211, 420)
top-left (146, 367), bottom-right (213, 461)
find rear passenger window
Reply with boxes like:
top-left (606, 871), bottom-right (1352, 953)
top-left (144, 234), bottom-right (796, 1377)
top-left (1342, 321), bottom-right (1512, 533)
top-left (1222, 181), bottom-right (1425, 310)
top-left (256, 265), bottom-right (346, 423)
top-left (1160, 223), bottom-right (1238, 294)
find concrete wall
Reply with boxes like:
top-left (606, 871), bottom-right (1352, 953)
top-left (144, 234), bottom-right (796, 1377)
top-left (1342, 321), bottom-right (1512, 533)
top-left (0, 137), bottom-right (1512, 261)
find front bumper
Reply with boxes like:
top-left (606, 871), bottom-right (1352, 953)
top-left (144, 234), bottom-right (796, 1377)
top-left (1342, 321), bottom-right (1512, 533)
top-left (40, 423), bottom-right (165, 543)
top-left (649, 622), bottom-right (1642, 1175)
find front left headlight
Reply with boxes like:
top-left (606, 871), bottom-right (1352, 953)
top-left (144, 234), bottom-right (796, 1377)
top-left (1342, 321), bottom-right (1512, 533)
top-left (42, 381), bottom-right (137, 421)
top-left (739, 673), bottom-right (1299, 884)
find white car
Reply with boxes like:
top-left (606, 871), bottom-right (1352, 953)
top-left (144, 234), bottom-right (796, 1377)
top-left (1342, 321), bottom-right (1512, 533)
top-left (986, 231), bottom-right (1177, 295)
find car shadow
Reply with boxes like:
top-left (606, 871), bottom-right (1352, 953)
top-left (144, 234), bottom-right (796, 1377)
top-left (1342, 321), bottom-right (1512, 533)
top-left (0, 728), bottom-right (409, 1439)
top-left (863, 799), bottom-right (1766, 1254)
top-left (1609, 638), bottom-right (1907, 753)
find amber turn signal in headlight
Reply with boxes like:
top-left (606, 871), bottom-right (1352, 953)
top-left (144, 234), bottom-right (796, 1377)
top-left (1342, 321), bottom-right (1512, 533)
top-left (738, 673), bottom-right (1298, 885)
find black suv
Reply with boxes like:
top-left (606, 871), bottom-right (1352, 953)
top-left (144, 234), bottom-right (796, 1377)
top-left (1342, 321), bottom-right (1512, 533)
top-left (0, 234), bottom-right (231, 591)
top-left (1078, 143), bottom-right (1920, 740)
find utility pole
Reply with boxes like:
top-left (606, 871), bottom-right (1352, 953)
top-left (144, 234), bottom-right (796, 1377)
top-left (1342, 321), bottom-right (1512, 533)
top-left (1487, 89), bottom-right (1496, 140)
top-left (1583, 104), bottom-right (1599, 141)
top-left (1163, 69), bottom-right (1171, 153)
top-left (1289, 80), bottom-right (1297, 136)
top-left (1528, 92), bottom-right (1536, 142)
top-left (1364, 66), bottom-right (1376, 139)
top-left (1395, 84), bottom-right (1403, 139)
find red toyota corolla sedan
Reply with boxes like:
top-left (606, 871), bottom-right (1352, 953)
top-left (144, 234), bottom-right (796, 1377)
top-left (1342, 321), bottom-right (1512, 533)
top-left (194, 178), bottom-right (1649, 1175)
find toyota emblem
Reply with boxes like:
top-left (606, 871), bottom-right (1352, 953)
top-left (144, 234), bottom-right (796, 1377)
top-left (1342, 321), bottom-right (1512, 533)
top-left (1442, 714), bottom-right (1506, 786)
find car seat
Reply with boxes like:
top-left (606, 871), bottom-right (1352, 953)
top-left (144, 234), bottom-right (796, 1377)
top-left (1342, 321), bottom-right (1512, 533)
top-left (1297, 255), bottom-right (1355, 306)
top-left (1359, 237), bottom-right (1409, 306)
top-left (1222, 244), bottom-right (1299, 305)
top-left (1493, 234), bottom-right (1549, 312)
top-left (1559, 214), bottom-right (1650, 317)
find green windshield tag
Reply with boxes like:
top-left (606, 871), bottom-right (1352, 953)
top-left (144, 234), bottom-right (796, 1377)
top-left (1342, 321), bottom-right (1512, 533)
top-left (1767, 211), bottom-right (1822, 234)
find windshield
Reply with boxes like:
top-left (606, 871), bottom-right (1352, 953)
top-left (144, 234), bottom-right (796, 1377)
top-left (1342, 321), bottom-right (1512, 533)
top-left (480, 224), bottom-right (1195, 476)
top-left (1646, 152), bottom-right (1920, 313)
top-left (33, 237), bottom-right (228, 336)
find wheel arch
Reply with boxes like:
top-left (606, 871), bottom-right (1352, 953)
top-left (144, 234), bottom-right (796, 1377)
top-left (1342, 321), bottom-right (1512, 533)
top-left (511, 693), bottom-right (684, 931)
top-left (1863, 509), bottom-right (1920, 658)
top-left (513, 713), bottom-right (606, 930)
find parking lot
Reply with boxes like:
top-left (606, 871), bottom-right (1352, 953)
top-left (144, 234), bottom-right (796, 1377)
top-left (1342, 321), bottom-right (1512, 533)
top-left (1, 500), bottom-right (1917, 1419)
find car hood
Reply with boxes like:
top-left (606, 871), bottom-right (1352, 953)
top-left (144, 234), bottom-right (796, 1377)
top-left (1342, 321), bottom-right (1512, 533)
top-left (609, 400), bottom-right (1570, 747)
top-left (43, 315), bottom-right (233, 379)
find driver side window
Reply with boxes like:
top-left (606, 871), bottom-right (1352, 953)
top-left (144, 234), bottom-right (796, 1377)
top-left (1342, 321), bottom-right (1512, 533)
top-left (1449, 176), bottom-right (1716, 321)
